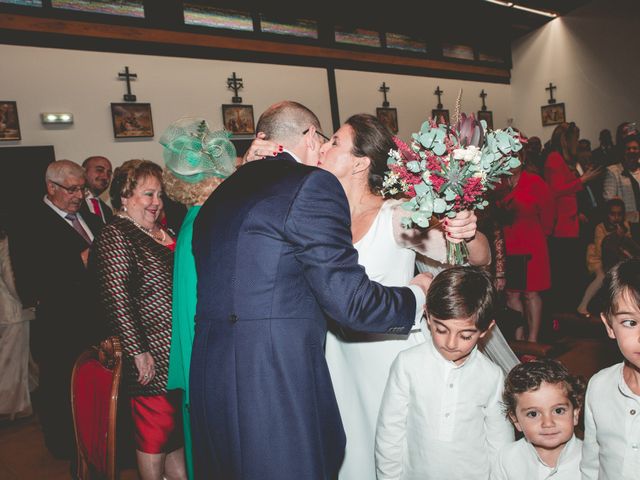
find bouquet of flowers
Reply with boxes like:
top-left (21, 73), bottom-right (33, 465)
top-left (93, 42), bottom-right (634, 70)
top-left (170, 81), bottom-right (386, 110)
top-left (382, 114), bottom-right (523, 264)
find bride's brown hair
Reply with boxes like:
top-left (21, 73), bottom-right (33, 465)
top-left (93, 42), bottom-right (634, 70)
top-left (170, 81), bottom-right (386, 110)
top-left (345, 114), bottom-right (396, 195)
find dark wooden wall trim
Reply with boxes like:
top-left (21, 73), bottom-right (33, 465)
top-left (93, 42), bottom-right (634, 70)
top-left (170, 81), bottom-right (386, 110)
top-left (0, 13), bottom-right (510, 83)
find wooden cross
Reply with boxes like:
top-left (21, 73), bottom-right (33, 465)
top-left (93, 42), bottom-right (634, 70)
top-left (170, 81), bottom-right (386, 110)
top-left (480, 89), bottom-right (488, 111)
top-left (434, 86), bottom-right (444, 109)
top-left (545, 82), bottom-right (557, 104)
top-left (118, 66), bottom-right (137, 102)
top-left (227, 72), bottom-right (244, 104)
top-left (379, 82), bottom-right (390, 107)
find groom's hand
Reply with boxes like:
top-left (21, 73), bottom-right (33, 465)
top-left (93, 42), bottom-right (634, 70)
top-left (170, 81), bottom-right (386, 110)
top-left (443, 210), bottom-right (477, 244)
top-left (409, 272), bottom-right (433, 297)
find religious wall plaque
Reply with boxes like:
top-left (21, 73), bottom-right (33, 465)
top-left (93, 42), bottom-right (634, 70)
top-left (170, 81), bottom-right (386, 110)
top-left (111, 103), bottom-right (154, 138)
top-left (541, 103), bottom-right (565, 127)
top-left (0, 101), bottom-right (21, 141)
top-left (222, 104), bottom-right (255, 136)
top-left (377, 107), bottom-right (398, 135)
top-left (477, 110), bottom-right (493, 130)
top-left (431, 109), bottom-right (450, 124)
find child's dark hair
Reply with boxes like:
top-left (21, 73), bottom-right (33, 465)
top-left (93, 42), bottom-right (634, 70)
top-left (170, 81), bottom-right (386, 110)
top-left (601, 258), bottom-right (640, 321)
top-left (503, 359), bottom-right (586, 418)
top-left (606, 198), bottom-right (625, 213)
top-left (426, 266), bottom-right (496, 331)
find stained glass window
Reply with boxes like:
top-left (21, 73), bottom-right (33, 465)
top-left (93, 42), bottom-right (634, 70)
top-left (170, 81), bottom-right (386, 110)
top-left (478, 50), bottom-right (504, 63)
top-left (0, 0), bottom-right (42, 6)
top-left (442, 43), bottom-right (475, 60)
top-left (386, 33), bottom-right (426, 54)
top-left (51, 0), bottom-right (144, 17)
top-left (260, 16), bottom-right (317, 39)
top-left (335, 27), bottom-right (381, 48)
top-left (183, 4), bottom-right (253, 31)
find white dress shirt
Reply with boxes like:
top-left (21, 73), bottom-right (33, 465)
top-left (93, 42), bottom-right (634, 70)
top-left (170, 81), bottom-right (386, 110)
top-left (581, 362), bottom-right (640, 480)
top-left (43, 196), bottom-right (94, 242)
top-left (491, 435), bottom-right (582, 480)
top-left (375, 339), bottom-right (514, 480)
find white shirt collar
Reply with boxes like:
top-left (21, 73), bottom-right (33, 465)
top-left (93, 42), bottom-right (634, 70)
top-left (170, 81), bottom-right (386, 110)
top-left (424, 330), bottom-right (479, 370)
top-left (525, 433), bottom-right (579, 470)
top-left (283, 148), bottom-right (302, 164)
top-left (44, 195), bottom-right (73, 219)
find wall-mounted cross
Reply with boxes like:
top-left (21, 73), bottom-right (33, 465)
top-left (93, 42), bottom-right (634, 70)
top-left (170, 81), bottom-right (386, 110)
top-left (118, 66), bottom-right (137, 102)
top-left (434, 86), bottom-right (444, 109)
top-left (379, 82), bottom-right (390, 107)
top-left (545, 82), bottom-right (557, 104)
top-left (227, 72), bottom-right (244, 104)
top-left (480, 89), bottom-right (488, 111)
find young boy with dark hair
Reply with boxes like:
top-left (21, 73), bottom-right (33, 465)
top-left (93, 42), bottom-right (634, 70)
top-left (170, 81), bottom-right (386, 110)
top-left (493, 359), bottom-right (585, 479)
top-left (375, 266), bottom-right (514, 480)
top-left (581, 258), bottom-right (640, 479)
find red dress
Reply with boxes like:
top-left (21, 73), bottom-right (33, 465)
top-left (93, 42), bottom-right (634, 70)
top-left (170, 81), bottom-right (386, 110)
top-left (499, 171), bottom-right (555, 291)
top-left (544, 151), bottom-right (583, 238)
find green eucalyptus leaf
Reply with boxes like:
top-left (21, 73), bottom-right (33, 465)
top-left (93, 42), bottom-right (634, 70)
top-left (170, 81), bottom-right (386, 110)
top-left (414, 182), bottom-right (429, 197)
top-left (407, 161), bottom-right (422, 173)
top-left (433, 197), bottom-right (447, 214)
top-left (433, 143), bottom-right (447, 156)
top-left (411, 211), bottom-right (430, 228)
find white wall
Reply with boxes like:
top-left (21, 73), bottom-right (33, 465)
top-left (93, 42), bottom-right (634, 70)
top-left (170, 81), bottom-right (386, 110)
top-left (0, 44), bottom-right (332, 168)
top-left (511, 0), bottom-right (640, 144)
top-left (335, 70), bottom-right (512, 139)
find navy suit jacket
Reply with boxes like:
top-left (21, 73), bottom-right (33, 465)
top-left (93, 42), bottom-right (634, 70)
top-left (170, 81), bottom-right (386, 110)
top-left (190, 154), bottom-right (416, 480)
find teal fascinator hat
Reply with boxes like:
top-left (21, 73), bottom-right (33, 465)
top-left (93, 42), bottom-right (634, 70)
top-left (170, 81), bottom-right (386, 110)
top-left (159, 117), bottom-right (236, 184)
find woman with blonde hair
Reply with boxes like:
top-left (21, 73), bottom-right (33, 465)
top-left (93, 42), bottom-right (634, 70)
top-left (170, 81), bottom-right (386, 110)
top-left (161, 118), bottom-right (236, 480)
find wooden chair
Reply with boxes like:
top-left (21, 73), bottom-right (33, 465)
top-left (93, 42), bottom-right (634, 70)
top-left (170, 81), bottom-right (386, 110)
top-left (71, 336), bottom-right (122, 480)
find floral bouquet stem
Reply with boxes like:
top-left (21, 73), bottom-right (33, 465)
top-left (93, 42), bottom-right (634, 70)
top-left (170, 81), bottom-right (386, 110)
top-left (447, 239), bottom-right (469, 265)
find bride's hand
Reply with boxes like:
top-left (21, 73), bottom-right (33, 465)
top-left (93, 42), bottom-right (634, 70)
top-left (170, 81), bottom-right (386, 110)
top-left (443, 210), bottom-right (477, 244)
top-left (243, 132), bottom-right (283, 164)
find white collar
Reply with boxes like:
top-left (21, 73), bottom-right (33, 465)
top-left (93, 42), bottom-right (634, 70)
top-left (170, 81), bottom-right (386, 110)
top-left (284, 148), bottom-right (302, 164)
top-left (525, 434), bottom-right (579, 470)
top-left (425, 331), bottom-right (479, 370)
top-left (43, 195), bottom-right (75, 219)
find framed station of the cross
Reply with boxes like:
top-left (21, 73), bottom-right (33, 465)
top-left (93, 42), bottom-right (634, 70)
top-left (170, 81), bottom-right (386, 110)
top-left (111, 103), bottom-right (154, 138)
top-left (222, 104), bottom-right (255, 136)
top-left (541, 102), bottom-right (566, 127)
top-left (376, 107), bottom-right (398, 135)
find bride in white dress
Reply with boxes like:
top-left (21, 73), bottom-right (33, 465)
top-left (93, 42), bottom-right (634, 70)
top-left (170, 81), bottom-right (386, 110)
top-left (317, 114), bottom-right (518, 480)
top-left (247, 114), bottom-right (518, 479)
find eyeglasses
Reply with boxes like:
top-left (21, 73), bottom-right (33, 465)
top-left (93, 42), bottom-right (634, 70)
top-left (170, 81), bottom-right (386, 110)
top-left (50, 180), bottom-right (88, 195)
top-left (303, 128), bottom-right (331, 144)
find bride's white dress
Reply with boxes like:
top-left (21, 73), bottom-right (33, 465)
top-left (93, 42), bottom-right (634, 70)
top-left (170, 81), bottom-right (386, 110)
top-left (326, 200), bottom-right (519, 480)
top-left (326, 200), bottom-right (425, 480)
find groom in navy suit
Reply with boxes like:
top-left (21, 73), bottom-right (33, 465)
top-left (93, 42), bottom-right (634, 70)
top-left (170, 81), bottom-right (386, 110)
top-left (190, 101), bottom-right (431, 479)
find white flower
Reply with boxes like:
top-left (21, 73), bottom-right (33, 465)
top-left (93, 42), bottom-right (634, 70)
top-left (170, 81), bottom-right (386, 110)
top-left (452, 148), bottom-right (466, 160)
top-left (388, 149), bottom-right (402, 162)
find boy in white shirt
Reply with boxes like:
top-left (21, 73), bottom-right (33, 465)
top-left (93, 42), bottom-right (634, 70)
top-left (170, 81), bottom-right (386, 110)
top-left (375, 266), bottom-right (514, 480)
top-left (581, 258), bottom-right (640, 480)
top-left (492, 359), bottom-right (585, 479)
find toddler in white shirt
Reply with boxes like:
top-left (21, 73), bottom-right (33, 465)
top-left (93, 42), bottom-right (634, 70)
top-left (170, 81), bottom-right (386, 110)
top-left (581, 258), bottom-right (640, 480)
top-left (492, 359), bottom-right (585, 480)
top-left (375, 266), bottom-right (514, 480)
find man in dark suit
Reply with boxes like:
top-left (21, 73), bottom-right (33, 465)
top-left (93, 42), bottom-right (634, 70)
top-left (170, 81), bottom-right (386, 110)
top-left (12, 160), bottom-right (103, 459)
top-left (80, 155), bottom-right (113, 224)
top-left (190, 101), bottom-right (431, 480)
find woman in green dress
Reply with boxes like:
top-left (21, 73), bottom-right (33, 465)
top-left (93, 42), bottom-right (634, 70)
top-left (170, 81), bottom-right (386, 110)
top-left (161, 119), bottom-right (236, 479)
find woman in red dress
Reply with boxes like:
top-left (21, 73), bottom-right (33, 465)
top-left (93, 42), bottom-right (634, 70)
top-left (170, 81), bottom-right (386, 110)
top-left (94, 160), bottom-right (185, 480)
top-left (544, 122), bottom-right (601, 312)
top-left (499, 164), bottom-right (554, 342)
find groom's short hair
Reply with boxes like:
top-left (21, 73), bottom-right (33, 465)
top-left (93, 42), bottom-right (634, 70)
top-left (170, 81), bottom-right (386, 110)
top-left (256, 101), bottom-right (321, 144)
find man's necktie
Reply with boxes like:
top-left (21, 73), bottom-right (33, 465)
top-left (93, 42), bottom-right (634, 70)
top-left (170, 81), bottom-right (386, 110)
top-left (90, 198), bottom-right (104, 222)
top-left (65, 213), bottom-right (92, 244)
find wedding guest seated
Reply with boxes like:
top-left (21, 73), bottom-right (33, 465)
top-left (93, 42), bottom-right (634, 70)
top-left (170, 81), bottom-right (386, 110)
top-left (375, 266), bottom-right (514, 480)
top-left (578, 199), bottom-right (630, 316)
top-left (81, 155), bottom-right (113, 224)
top-left (492, 359), bottom-right (585, 479)
top-left (581, 259), bottom-right (640, 479)
top-left (603, 132), bottom-right (640, 240)
top-left (93, 160), bottom-right (186, 480)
